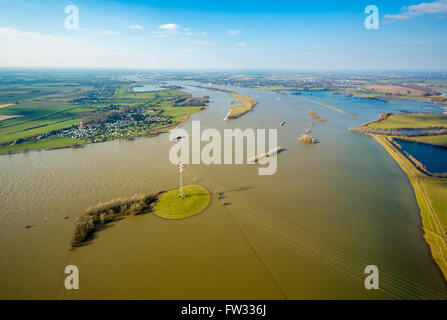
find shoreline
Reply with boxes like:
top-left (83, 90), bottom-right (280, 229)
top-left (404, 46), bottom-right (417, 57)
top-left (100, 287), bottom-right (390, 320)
top-left (371, 134), bottom-right (447, 281)
top-left (0, 102), bottom-right (205, 157)
top-left (188, 85), bottom-right (257, 120)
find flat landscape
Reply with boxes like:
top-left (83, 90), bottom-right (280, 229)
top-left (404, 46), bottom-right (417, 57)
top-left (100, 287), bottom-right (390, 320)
top-left (366, 113), bottom-right (447, 130)
top-left (406, 135), bottom-right (447, 146)
top-left (1, 70), bottom-right (447, 300)
top-left (0, 75), bottom-right (208, 154)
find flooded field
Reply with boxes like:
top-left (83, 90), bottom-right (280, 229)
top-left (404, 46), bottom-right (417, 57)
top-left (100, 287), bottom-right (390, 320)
top-left (1, 85), bottom-right (447, 299)
top-left (396, 139), bottom-right (447, 174)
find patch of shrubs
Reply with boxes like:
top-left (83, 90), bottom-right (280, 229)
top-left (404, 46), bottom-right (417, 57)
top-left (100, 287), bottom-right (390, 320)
top-left (71, 192), bottom-right (160, 247)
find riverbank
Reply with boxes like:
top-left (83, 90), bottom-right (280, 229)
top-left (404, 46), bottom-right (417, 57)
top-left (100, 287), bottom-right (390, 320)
top-left (371, 134), bottom-right (447, 281)
top-left (189, 85), bottom-right (257, 120)
top-left (365, 113), bottom-right (447, 130)
top-left (400, 134), bottom-right (447, 147)
top-left (0, 88), bottom-right (207, 156)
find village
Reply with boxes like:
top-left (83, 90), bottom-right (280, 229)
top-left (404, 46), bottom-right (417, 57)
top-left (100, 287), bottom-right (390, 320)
top-left (56, 113), bottom-right (170, 142)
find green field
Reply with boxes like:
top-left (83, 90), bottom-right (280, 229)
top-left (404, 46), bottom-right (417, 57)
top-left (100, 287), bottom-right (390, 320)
top-left (367, 113), bottom-right (447, 129)
top-left (0, 77), bottom-right (206, 155)
top-left (153, 184), bottom-right (211, 219)
top-left (405, 134), bottom-right (447, 146)
top-left (0, 137), bottom-right (83, 154)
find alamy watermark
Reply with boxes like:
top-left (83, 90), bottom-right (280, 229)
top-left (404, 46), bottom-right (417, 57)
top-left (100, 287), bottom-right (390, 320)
top-left (364, 5), bottom-right (379, 30)
top-left (65, 5), bottom-right (79, 30)
top-left (364, 265), bottom-right (379, 290)
top-left (169, 121), bottom-right (279, 176)
top-left (64, 265), bottom-right (79, 290)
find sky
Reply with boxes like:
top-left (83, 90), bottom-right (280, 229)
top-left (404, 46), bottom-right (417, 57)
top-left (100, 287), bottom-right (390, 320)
top-left (0, 0), bottom-right (446, 70)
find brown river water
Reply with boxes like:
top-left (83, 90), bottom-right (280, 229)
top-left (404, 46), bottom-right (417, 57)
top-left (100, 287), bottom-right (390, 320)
top-left (1, 85), bottom-right (447, 299)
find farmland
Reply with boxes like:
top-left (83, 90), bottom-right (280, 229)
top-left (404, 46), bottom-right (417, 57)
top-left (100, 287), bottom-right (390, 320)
top-left (0, 73), bottom-right (207, 154)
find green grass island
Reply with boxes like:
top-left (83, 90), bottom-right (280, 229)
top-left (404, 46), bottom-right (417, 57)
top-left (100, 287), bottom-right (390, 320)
top-left (153, 184), bottom-right (211, 220)
top-left (71, 184), bottom-right (211, 247)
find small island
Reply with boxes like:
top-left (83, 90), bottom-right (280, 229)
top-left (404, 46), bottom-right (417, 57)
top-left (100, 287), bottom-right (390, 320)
top-left (71, 184), bottom-right (210, 247)
top-left (224, 93), bottom-right (258, 120)
top-left (153, 184), bottom-right (211, 220)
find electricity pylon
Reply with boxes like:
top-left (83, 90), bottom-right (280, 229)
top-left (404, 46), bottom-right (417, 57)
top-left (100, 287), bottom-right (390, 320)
top-left (177, 162), bottom-right (185, 198)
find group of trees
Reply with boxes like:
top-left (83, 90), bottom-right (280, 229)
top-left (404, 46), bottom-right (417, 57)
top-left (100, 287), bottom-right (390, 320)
top-left (173, 96), bottom-right (209, 106)
top-left (71, 192), bottom-right (160, 247)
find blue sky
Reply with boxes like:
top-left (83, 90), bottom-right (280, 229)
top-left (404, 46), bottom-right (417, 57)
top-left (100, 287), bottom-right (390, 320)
top-left (0, 0), bottom-right (446, 70)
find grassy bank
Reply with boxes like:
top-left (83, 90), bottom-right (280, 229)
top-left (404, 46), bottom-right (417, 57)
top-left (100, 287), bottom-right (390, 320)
top-left (224, 93), bottom-right (258, 120)
top-left (153, 184), bottom-right (210, 219)
top-left (0, 136), bottom-right (83, 155)
top-left (0, 80), bottom-right (207, 155)
top-left (366, 113), bottom-right (447, 130)
top-left (372, 134), bottom-right (447, 280)
top-left (402, 134), bottom-right (447, 147)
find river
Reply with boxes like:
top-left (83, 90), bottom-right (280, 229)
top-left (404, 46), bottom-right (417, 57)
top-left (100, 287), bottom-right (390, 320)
top-left (1, 84), bottom-right (447, 299)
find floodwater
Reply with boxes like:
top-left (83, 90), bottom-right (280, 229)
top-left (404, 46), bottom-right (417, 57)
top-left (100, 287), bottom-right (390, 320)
top-left (1, 85), bottom-right (447, 299)
top-left (396, 139), bottom-right (447, 174)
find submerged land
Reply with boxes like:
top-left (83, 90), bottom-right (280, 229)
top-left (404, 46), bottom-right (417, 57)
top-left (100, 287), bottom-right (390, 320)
top-left (2, 70), bottom-right (447, 298)
top-left (179, 71), bottom-right (447, 107)
top-left (354, 112), bottom-right (447, 279)
top-left (372, 135), bottom-right (447, 280)
top-left (71, 184), bottom-right (210, 247)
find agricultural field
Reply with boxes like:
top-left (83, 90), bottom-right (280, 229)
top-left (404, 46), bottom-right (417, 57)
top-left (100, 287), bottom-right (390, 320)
top-left (366, 113), bottom-right (447, 130)
top-left (364, 84), bottom-right (428, 97)
top-left (405, 134), bottom-right (447, 147)
top-left (0, 73), bottom-right (207, 154)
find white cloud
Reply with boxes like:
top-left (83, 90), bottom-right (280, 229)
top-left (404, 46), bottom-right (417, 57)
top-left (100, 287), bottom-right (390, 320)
top-left (130, 24), bottom-right (144, 30)
top-left (234, 42), bottom-right (247, 47)
top-left (153, 24), bottom-right (208, 39)
top-left (158, 23), bottom-right (179, 31)
top-left (153, 23), bottom-right (181, 37)
top-left (385, 0), bottom-right (447, 20)
top-left (226, 30), bottom-right (240, 36)
top-left (183, 48), bottom-right (193, 53)
top-left (0, 27), bottom-right (65, 43)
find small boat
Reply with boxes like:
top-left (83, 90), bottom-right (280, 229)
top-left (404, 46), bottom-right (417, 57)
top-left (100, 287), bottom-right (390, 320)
top-left (280, 121), bottom-right (286, 127)
top-left (171, 136), bottom-right (186, 141)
